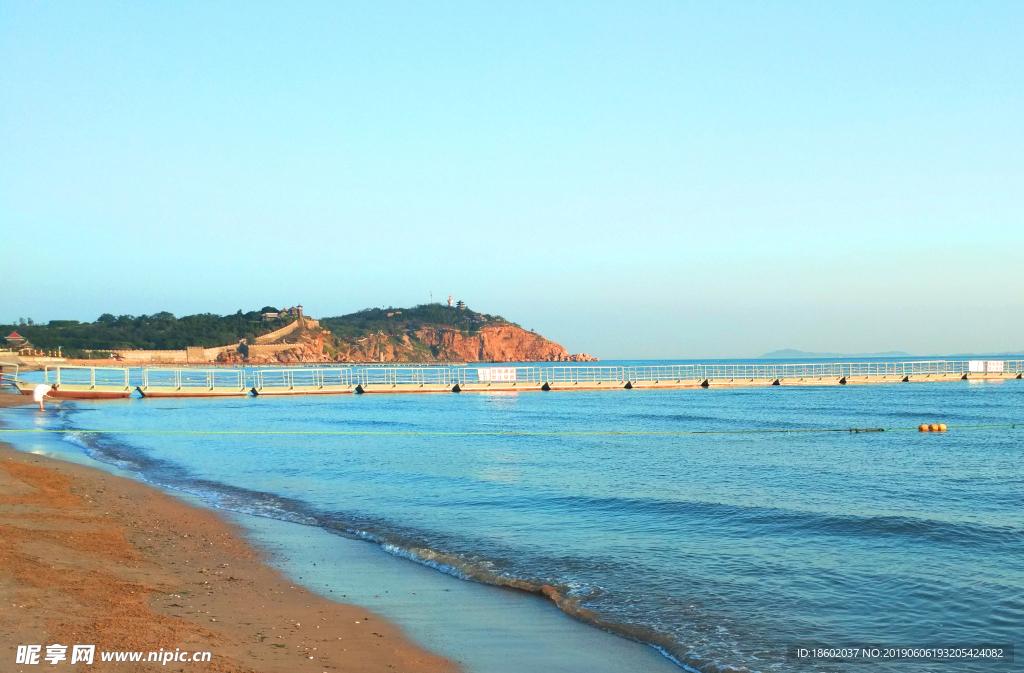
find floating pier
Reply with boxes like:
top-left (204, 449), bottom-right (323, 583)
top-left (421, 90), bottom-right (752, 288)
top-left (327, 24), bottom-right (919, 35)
top-left (452, 366), bottom-right (546, 392)
top-left (137, 368), bottom-right (248, 397)
top-left (3, 359), bottom-right (1021, 402)
top-left (354, 367), bottom-right (454, 393)
top-left (10, 366), bottom-right (133, 399)
top-left (454, 381), bottom-right (546, 392)
top-left (623, 366), bottom-right (705, 389)
top-left (251, 368), bottom-right (357, 395)
top-left (702, 365), bottom-right (778, 388)
top-left (537, 366), bottom-right (627, 391)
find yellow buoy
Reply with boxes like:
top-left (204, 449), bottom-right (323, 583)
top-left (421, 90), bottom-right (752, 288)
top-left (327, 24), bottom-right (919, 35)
top-left (938, 423), bottom-right (947, 432)
top-left (919, 424), bottom-right (929, 432)
top-left (929, 424), bottom-right (940, 432)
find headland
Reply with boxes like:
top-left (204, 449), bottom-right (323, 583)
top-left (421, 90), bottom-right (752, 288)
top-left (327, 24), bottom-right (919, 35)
top-left (1, 304), bottom-right (596, 368)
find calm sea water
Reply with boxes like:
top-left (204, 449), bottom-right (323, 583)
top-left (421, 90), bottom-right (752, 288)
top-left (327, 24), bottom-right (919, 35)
top-left (6, 370), bottom-right (1023, 672)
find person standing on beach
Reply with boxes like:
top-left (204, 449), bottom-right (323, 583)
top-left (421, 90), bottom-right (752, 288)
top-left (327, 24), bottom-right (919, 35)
top-left (33, 383), bottom-right (56, 411)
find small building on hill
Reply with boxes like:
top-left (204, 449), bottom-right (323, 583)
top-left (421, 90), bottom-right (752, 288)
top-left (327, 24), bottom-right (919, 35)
top-left (262, 305), bottom-right (305, 321)
top-left (3, 331), bottom-right (35, 354)
top-left (4, 332), bottom-right (32, 349)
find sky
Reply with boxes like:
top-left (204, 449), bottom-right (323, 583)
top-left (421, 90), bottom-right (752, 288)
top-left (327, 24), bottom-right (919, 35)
top-left (1, 1), bottom-right (1022, 358)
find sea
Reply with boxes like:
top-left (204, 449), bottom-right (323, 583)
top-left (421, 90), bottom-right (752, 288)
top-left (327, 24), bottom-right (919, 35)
top-left (2, 360), bottom-right (1022, 672)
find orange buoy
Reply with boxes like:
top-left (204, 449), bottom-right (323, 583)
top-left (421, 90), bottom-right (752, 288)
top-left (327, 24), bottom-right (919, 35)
top-left (929, 424), bottom-right (940, 432)
top-left (938, 423), bottom-right (947, 432)
top-left (919, 424), bottom-right (929, 432)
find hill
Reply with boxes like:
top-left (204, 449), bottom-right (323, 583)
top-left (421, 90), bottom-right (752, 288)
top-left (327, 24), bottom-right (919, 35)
top-left (0, 308), bottom-right (293, 356)
top-left (2, 305), bottom-right (596, 363)
top-left (315, 305), bottom-right (594, 363)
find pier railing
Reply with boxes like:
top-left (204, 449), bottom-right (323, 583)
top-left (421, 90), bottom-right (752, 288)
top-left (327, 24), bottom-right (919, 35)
top-left (253, 367), bottom-right (354, 391)
top-left (542, 366), bottom-right (629, 383)
top-left (44, 366), bottom-right (131, 389)
top-left (1001, 360), bottom-right (1024, 375)
top-left (358, 366), bottom-right (455, 386)
top-left (624, 365), bottom-right (703, 382)
top-left (258, 360), bottom-right (1023, 388)
top-left (140, 368), bottom-right (246, 392)
top-left (18, 360), bottom-right (1024, 397)
top-left (0, 362), bottom-right (19, 388)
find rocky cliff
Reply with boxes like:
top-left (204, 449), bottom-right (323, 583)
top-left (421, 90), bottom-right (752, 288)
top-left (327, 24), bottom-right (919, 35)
top-left (218, 322), bottom-right (596, 364)
top-left (340, 324), bottom-right (595, 363)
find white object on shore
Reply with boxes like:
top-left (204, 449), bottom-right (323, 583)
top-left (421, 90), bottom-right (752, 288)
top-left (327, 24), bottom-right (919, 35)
top-left (32, 384), bottom-right (52, 402)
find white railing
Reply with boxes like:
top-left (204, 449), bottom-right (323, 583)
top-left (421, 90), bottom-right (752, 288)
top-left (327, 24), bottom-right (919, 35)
top-left (540, 366), bottom-right (629, 383)
top-left (357, 367), bottom-right (454, 386)
top-left (622, 364), bottom-right (703, 382)
top-left (253, 367), bottom-right (354, 391)
top-left (44, 366), bottom-right (131, 389)
top-left (0, 362), bottom-right (19, 387)
top-left (329, 360), bottom-right (1024, 386)
top-left (700, 364), bottom-right (773, 380)
top-left (140, 368), bottom-right (246, 392)
top-left (16, 360), bottom-right (1021, 397)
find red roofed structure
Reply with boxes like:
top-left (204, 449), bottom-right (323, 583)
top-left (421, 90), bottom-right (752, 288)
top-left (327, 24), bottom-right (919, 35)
top-left (5, 331), bottom-right (26, 343)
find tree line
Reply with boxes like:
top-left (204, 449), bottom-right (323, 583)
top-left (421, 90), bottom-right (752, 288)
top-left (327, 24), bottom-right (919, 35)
top-left (3, 304), bottom-right (510, 356)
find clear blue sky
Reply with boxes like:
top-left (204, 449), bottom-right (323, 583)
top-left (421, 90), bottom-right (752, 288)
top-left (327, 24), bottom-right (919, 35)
top-left (2, 1), bottom-right (1021, 358)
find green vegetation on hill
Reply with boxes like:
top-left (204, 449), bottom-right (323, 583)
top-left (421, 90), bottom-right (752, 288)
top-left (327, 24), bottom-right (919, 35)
top-left (1, 310), bottom-right (293, 356)
top-left (319, 304), bottom-right (509, 339)
top-left (2, 304), bottom-right (509, 357)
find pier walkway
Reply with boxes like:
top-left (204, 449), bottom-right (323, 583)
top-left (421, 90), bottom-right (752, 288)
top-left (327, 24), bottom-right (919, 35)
top-left (137, 368), bottom-right (248, 397)
top-left (2, 359), bottom-right (1019, 399)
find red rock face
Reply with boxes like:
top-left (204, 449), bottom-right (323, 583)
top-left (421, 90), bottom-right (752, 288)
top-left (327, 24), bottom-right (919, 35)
top-left (413, 324), bottom-right (592, 362)
top-left (478, 325), bottom-right (568, 361)
top-left (231, 324), bottom-right (595, 364)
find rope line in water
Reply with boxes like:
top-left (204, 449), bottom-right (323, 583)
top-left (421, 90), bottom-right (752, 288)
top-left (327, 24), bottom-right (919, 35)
top-left (0, 423), bottom-right (1019, 436)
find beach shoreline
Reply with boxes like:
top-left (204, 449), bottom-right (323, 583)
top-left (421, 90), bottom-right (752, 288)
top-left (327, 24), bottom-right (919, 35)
top-left (0, 391), bottom-right (686, 673)
top-left (0, 422), bottom-right (458, 672)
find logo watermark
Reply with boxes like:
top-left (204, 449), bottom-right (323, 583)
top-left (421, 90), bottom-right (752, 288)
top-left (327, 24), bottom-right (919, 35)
top-left (786, 644), bottom-right (1013, 663)
top-left (16, 644), bottom-right (212, 666)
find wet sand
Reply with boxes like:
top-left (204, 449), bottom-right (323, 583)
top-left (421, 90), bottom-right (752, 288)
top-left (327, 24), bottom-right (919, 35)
top-left (0, 415), bottom-right (458, 672)
top-left (0, 393), bottom-right (31, 408)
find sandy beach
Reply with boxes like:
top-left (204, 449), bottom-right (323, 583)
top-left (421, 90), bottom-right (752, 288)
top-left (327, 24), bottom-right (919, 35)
top-left (0, 394), bottom-right (457, 672)
top-left (0, 394), bottom-right (34, 408)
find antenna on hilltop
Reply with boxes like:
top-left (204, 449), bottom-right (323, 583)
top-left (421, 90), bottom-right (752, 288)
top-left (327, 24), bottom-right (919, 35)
top-left (430, 290), bottom-right (433, 304)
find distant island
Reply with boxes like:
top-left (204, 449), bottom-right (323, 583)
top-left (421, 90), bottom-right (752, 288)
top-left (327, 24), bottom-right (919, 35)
top-left (762, 349), bottom-right (913, 359)
top-left (1, 303), bottom-right (596, 364)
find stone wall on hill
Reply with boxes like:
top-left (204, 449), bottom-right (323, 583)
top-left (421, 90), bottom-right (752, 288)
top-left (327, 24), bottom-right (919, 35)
top-left (113, 349), bottom-right (190, 364)
top-left (254, 319), bottom-right (320, 344)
